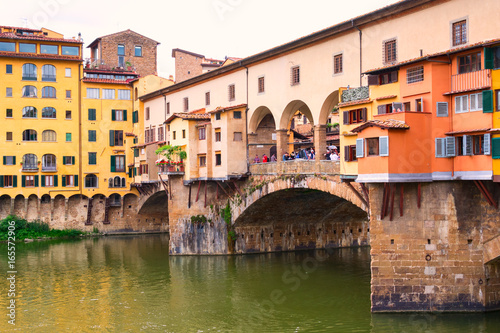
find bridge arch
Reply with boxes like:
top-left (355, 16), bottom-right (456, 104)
top-left (280, 100), bottom-right (313, 130)
top-left (319, 90), bottom-right (340, 126)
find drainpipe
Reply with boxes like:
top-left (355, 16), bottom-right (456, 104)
top-left (78, 61), bottom-right (83, 195)
top-left (352, 20), bottom-right (362, 87)
top-left (240, 61), bottom-right (250, 173)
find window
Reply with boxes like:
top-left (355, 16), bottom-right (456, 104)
top-left (65, 68), bottom-right (71, 77)
top-left (88, 152), bottom-right (96, 165)
top-left (65, 133), bottom-right (72, 142)
top-left (66, 110), bottom-right (72, 119)
top-left (22, 63), bottom-right (37, 80)
top-left (158, 127), bottom-right (164, 141)
top-left (88, 108), bottom-right (96, 121)
top-left (333, 54), bottom-right (343, 74)
top-left (166, 102), bottom-right (170, 115)
top-left (436, 137), bottom-right (456, 157)
top-left (111, 155), bottom-right (125, 172)
top-left (455, 95), bottom-right (468, 113)
top-left (406, 66), bottom-right (424, 84)
top-left (199, 155), bottom-right (207, 167)
top-left (215, 129), bottom-right (221, 142)
top-left (344, 145), bottom-right (357, 162)
top-left (384, 39), bottom-right (397, 64)
top-left (22, 85), bottom-right (37, 97)
top-left (64, 175), bottom-right (76, 187)
top-left (228, 84), bottom-right (236, 101)
top-left (473, 135), bottom-right (485, 155)
top-left (205, 92), bottom-right (211, 106)
top-left (1, 175), bottom-right (15, 188)
top-left (88, 130), bottom-right (96, 142)
top-left (118, 44), bottom-right (125, 56)
top-left (42, 86), bottom-right (56, 98)
top-left (145, 107), bottom-right (150, 120)
top-left (458, 53), bottom-right (481, 74)
top-left (41, 65), bottom-right (56, 81)
top-left (6, 87), bottom-right (12, 97)
top-left (6, 132), bottom-right (13, 141)
top-left (85, 174), bottom-right (98, 188)
top-left (41, 107), bottom-right (56, 119)
top-left (234, 132), bottom-right (242, 141)
top-left (415, 98), bottom-right (423, 112)
top-left (233, 111), bottom-right (242, 119)
top-left (109, 130), bottom-right (123, 146)
top-left (22, 154), bottom-right (38, 169)
top-left (0, 42), bottom-right (15, 52)
top-left (215, 112), bottom-right (221, 120)
top-left (112, 109), bottom-right (127, 121)
top-left (87, 88), bottom-right (99, 99)
top-left (199, 127), bottom-right (206, 140)
top-left (132, 110), bottom-right (139, 123)
top-left (215, 152), bottom-right (222, 166)
top-left (436, 102), bottom-right (449, 117)
top-left (470, 93), bottom-right (483, 112)
top-left (42, 130), bottom-right (56, 142)
top-left (6, 109), bottom-right (13, 118)
top-left (173, 131), bottom-right (176, 140)
top-left (3, 156), bottom-right (15, 165)
top-left (452, 20), bottom-right (467, 46)
top-left (6, 64), bottom-right (13, 74)
top-left (24, 175), bottom-right (35, 187)
top-left (40, 44), bottom-right (58, 55)
top-left (343, 108), bottom-right (367, 124)
top-left (291, 66), bottom-right (300, 85)
top-left (379, 71), bottom-right (398, 85)
top-left (366, 138), bottom-right (380, 156)
top-left (22, 106), bottom-right (37, 118)
top-left (43, 175), bottom-right (54, 187)
top-left (61, 46), bottom-right (79, 56)
top-left (66, 90), bottom-right (71, 99)
top-left (258, 76), bottom-right (265, 93)
top-left (19, 43), bottom-right (36, 53)
top-left (63, 156), bottom-right (74, 165)
top-left (118, 89), bottom-right (131, 100)
top-left (103, 89), bottom-right (115, 99)
top-left (184, 97), bottom-right (189, 111)
top-left (182, 129), bottom-right (186, 139)
top-left (497, 90), bottom-right (500, 112)
top-left (135, 46), bottom-right (142, 57)
top-left (42, 154), bottom-right (57, 171)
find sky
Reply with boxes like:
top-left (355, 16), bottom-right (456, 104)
top-left (0, 0), bottom-right (401, 78)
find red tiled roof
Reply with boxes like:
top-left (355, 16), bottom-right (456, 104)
top-left (189, 108), bottom-right (207, 114)
top-left (0, 32), bottom-right (82, 44)
top-left (445, 128), bottom-right (490, 135)
top-left (208, 104), bottom-right (247, 114)
top-left (375, 95), bottom-right (397, 101)
top-left (82, 78), bottom-right (133, 85)
top-left (443, 86), bottom-right (491, 96)
top-left (326, 135), bottom-right (340, 141)
top-left (165, 112), bottom-right (211, 124)
top-left (338, 99), bottom-right (371, 108)
top-left (84, 68), bottom-right (137, 75)
top-left (0, 50), bottom-right (81, 61)
top-left (351, 119), bottom-right (410, 133)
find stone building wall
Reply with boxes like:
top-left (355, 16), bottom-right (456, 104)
top-left (173, 50), bottom-right (203, 83)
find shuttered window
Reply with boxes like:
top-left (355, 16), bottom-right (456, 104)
top-left (356, 139), bottom-right (364, 158)
top-left (483, 90), bottom-right (493, 113)
top-left (436, 102), bottom-right (449, 117)
top-left (379, 136), bottom-right (389, 156)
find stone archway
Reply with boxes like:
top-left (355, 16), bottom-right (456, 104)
top-left (0, 195), bottom-right (11, 219)
top-left (248, 106), bottom-right (277, 162)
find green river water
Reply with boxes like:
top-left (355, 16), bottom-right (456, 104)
top-left (1, 234), bottom-right (499, 332)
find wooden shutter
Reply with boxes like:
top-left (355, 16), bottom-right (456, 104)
top-left (343, 111), bottom-right (349, 125)
top-left (435, 138), bottom-right (443, 157)
top-left (492, 138), bottom-right (500, 159)
top-left (21, 175), bottom-right (26, 187)
top-left (123, 110), bottom-right (127, 121)
top-left (378, 105), bottom-right (386, 115)
top-left (356, 138), bottom-right (364, 158)
top-left (139, 164), bottom-right (143, 175)
top-left (34, 175), bottom-right (39, 187)
top-left (41, 175), bottom-right (45, 187)
top-left (344, 146), bottom-right (349, 161)
top-left (62, 175), bottom-right (66, 187)
top-left (446, 137), bottom-right (456, 157)
top-left (390, 71), bottom-right (398, 82)
top-left (2, 156), bottom-right (5, 165)
top-left (72, 156), bottom-right (75, 165)
top-left (13, 156), bottom-right (16, 165)
top-left (483, 90), bottom-right (493, 113)
top-left (436, 102), bottom-right (449, 117)
top-left (13, 176), bottom-right (17, 187)
top-left (463, 135), bottom-right (473, 156)
top-left (128, 168), bottom-right (133, 178)
top-left (109, 130), bottom-right (115, 146)
top-left (484, 47), bottom-right (494, 69)
top-left (74, 175), bottom-right (78, 187)
top-left (0, 176), bottom-right (3, 187)
top-left (111, 109), bottom-right (116, 121)
top-left (54, 175), bottom-right (58, 187)
top-left (361, 108), bottom-right (367, 122)
top-left (484, 133), bottom-right (491, 155)
top-left (110, 156), bottom-right (116, 172)
top-left (379, 136), bottom-right (389, 156)
top-left (367, 75), bottom-right (378, 86)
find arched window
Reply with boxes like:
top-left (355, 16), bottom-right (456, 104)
top-left (22, 106), bottom-right (37, 118)
top-left (42, 107), bottom-right (56, 119)
top-left (22, 85), bottom-right (37, 97)
top-left (110, 193), bottom-right (121, 205)
top-left (22, 154), bottom-right (37, 169)
top-left (121, 177), bottom-right (126, 188)
top-left (85, 174), bottom-right (98, 188)
top-left (108, 178), bottom-right (114, 188)
top-left (22, 63), bottom-right (37, 80)
top-left (22, 129), bottom-right (37, 141)
top-left (42, 86), bottom-right (56, 98)
top-left (114, 176), bottom-right (121, 187)
top-left (41, 64), bottom-right (56, 81)
top-left (42, 130), bottom-right (56, 142)
top-left (42, 154), bottom-right (56, 171)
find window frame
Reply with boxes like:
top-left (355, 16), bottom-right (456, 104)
top-left (451, 18), bottom-right (468, 47)
top-left (383, 38), bottom-right (397, 64)
top-left (258, 76), bottom-right (265, 93)
top-left (228, 84), bottom-right (236, 101)
top-left (291, 65), bottom-right (300, 86)
top-left (333, 53), bottom-right (343, 75)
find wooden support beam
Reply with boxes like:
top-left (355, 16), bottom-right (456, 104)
top-left (195, 180), bottom-right (202, 202)
top-left (399, 184), bottom-right (404, 217)
top-left (389, 184), bottom-right (396, 221)
top-left (381, 183), bottom-right (387, 219)
top-left (188, 184), bottom-right (192, 208)
top-left (231, 180), bottom-right (244, 197)
top-left (168, 178), bottom-right (172, 200)
top-left (216, 181), bottom-right (231, 197)
top-left (474, 180), bottom-right (498, 209)
top-left (216, 182), bottom-right (219, 200)
top-left (417, 183), bottom-right (421, 209)
top-left (204, 180), bottom-right (208, 208)
top-left (345, 181), bottom-right (369, 209)
top-left (360, 183), bottom-right (370, 204)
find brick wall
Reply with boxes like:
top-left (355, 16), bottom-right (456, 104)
top-left (173, 51), bottom-right (203, 83)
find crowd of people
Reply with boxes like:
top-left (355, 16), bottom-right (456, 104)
top-left (252, 147), bottom-right (340, 164)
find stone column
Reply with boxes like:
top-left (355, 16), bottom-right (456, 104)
top-left (24, 198), bottom-right (28, 219)
top-left (64, 198), bottom-right (69, 221)
top-left (37, 198), bottom-right (41, 221)
top-left (247, 133), bottom-right (258, 164)
top-left (314, 124), bottom-right (327, 161)
top-left (120, 196), bottom-right (125, 218)
top-left (10, 198), bottom-right (14, 215)
top-left (50, 198), bottom-right (55, 221)
top-left (275, 129), bottom-right (289, 161)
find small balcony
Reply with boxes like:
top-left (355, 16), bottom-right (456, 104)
top-left (41, 75), bottom-right (56, 82)
top-left (451, 69), bottom-right (491, 93)
top-left (22, 165), bottom-right (39, 172)
top-left (42, 166), bottom-right (57, 172)
top-left (157, 163), bottom-right (185, 176)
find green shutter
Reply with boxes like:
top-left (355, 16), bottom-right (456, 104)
top-left (13, 176), bottom-right (17, 188)
top-left (21, 175), bottom-right (26, 187)
top-left (110, 156), bottom-right (116, 172)
top-left (2, 156), bottom-right (5, 165)
top-left (62, 175), bottom-right (66, 187)
top-left (74, 175), bottom-right (78, 187)
top-left (54, 175), bottom-right (58, 187)
top-left (133, 167), bottom-right (137, 176)
top-left (111, 109), bottom-right (116, 121)
top-left (484, 47), bottom-right (494, 70)
top-left (109, 130), bottom-right (115, 146)
top-left (134, 148), bottom-right (139, 157)
top-left (13, 156), bottom-right (16, 165)
top-left (133, 111), bottom-right (138, 123)
top-left (128, 167), bottom-right (133, 178)
top-left (34, 175), bottom-right (39, 187)
top-left (123, 110), bottom-right (127, 121)
top-left (0, 176), bottom-right (3, 188)
top-left (72, 156), bottom-right (75, 165)
top-left (41, 175), bottom-right (45, 187)
top-left (483, 90), bottom-right (493, 113)
top-left (493, 138), bottom-right (500, 159)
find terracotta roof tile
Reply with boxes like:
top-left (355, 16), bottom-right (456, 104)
top-left (208, 104), bottom-right (247, 114)
top-left (0, 50), bottom-right (81, 61)
top-left (165, 112), bottom-right (211, 124)
top-left (82, 77), bottom-right (132, 85)
top-left (0, 32), bottom-right (82, 44)
top-left (445, 128), bottom-right (490, 135)
top-left (375, 95), bottom-right (397, 101)
top-left (338, 99), bottom-right (371, 108)
top-left (351, 119), bottom-right (409, 133)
